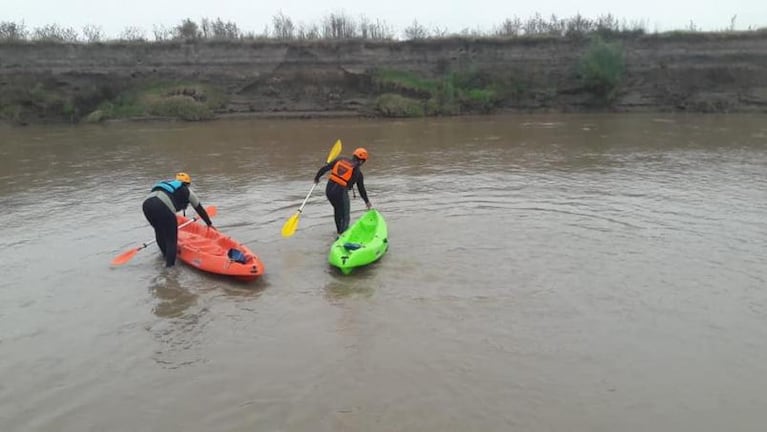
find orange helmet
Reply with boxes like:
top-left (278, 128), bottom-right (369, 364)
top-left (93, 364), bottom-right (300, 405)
top-left (175, 172), bottom-right (192, 184)
top-left (353, 147), bottom-right (369, 161)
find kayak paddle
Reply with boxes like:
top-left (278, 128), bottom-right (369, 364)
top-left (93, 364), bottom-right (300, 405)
top-left (111, 205), bottom-right (217, 266)
top-left (281, 139), bottom-right (342, 237)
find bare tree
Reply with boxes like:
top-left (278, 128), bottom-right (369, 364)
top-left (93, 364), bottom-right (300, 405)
top-left (153, 24), bottom-right (173, 41)
top-left (0, 21), bottom-right (29, 41)
top-left (120, 26), bottom-right (146, 41)
top-left (297, 23), bottom-right (320, 40)
top-left (404, 20), bottom-right (428, 40)
top-left (495, 17), bottom-right (523, 37)
top-left (209, 18), bottom-right (240, 40)
top-left (82, 24), bottom-right (104, 43)
top-left (32, 24), bottom-right (79, 42)
top-left (358, 16), bottom-right (392, 40)
top-left (522, 13), bottom-right (545, 35)
top-left (432, 26), bottom-right (449, 38)
top-left (175, 18), bottom-right (201, 40)
top-left (596, 13), bottom-right (619, 34)
top-left (322, 12), bottom-right (357, 39)
top-left (368, 19), bottom-right (394, 40)
top-left (272, 12), bottom-right (295, 40)
top-left (200, 18), bottom-right (211, 39)
top-left (547, 14), bottom-right (566, 36)
top-left (565, 13), bottom-right (593, 36)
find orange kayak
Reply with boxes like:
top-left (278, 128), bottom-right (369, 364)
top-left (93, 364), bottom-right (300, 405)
top-left (175, 214), bottom-right (265, 281)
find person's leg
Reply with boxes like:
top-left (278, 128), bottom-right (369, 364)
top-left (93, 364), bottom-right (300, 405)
top-left (156, 209), bottom-right (178, 267)
top-left (339, 190), bottom-right (350, 233)
top-left (143, 198), bottom-right (166, 256)
top-left (326, 183), bottom-right (345, 234)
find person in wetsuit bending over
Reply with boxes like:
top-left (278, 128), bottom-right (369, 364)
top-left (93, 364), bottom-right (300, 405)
top-left (142, 172), bottom-right (214, 267)
top-left (314, 147), bottom-right (373, 235)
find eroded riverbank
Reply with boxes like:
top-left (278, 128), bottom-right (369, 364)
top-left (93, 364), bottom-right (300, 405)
top-left (2, 31), bottom-right (767, 125)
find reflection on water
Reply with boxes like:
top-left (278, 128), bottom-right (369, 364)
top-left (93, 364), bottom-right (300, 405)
top-left (146, 268), bottom-right (268, 369)
top-left (149, 272), bottom-right (198, 319)
top-left (324, 278), bottom-right (376, 302)
top-left (145, 271), bottom-right (208, 369)
top-left (219, 283), bottom-right (266, 299)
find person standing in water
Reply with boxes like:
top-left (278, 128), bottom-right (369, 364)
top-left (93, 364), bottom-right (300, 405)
top-left (314, 147), bottom-right (372, 235)
top-left (142, 172), bottom-right (214, 267)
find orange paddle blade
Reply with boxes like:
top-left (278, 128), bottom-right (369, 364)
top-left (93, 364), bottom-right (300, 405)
top-left (111, 247), bottom-right (140, 266)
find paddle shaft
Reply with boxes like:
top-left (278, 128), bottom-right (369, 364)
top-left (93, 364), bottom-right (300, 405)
top-left (296, 139), bottom-right (340, 213)
top-left (280, 139), bottom-right (341, 238)
top-left (296, 140), bottom-right (339, 212)
top-left (136, 216), bottom-right (199, 251)
top-left (111, 205), bottom-right (217, 265)
top-left (297, 183), bottom-right (318, 214)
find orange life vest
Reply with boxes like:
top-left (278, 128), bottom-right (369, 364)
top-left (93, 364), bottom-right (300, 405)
top-left (329, 158), bottom-right (355, 187)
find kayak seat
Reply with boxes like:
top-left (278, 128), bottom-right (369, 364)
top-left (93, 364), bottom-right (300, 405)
top-left (227, 248), bottom-right (250, 264)
top-left (343, 242), bottom-right (362, 251)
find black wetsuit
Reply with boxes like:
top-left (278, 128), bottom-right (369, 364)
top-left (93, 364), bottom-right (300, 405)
top-left (142, 181), bottom-right (212, 267)
top-left (142, 197), bottom-right (178, 267)
top-left (315, 157), bottom-right (369, 234)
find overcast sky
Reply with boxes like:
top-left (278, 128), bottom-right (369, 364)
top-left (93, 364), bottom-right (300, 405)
top-left (5, 0), bottom-right (767, 38)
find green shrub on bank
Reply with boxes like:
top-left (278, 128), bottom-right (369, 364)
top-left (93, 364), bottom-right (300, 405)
top-left (463, 88), bottom-right (499, 112)
top-left (83, 110), bottom-right (105, 123)
top-left (95, 82), bottom-right (227, 121)
top-left (0, 78), bottom-right (227, 124)
top-left (372, 68), bottom-right (503, 116)
top-left (578, 37), bottom-right (625, 103)
top-left (0, 79), bottom-right (79, 124)
top-left (0, 105), bottom-right (23, 123)
top-left (372, 69), bottom-right (438, 97)
top-left (147, 95), bottom-right (214, 120)
top-left (375, 94), bottom-right (425, 117)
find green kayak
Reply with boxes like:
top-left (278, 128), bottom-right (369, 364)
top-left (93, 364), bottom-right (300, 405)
top-left (328, 209), bottom-right (389, 275)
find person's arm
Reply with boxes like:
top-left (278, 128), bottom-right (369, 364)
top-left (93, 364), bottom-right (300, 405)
top-left (314, 160), bottom-right (334, 183)
top-left (189, 189), bottom-right (214, 226)
top-left (194, 204), bottom-right (213, 227)
top-left (356, 171), bottom-right (371, 209)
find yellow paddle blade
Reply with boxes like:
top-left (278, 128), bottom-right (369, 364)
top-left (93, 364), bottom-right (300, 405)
top-left (281, 212), bottom-right (300, 237)
top-left (327, 139), bottom-right (342, 162)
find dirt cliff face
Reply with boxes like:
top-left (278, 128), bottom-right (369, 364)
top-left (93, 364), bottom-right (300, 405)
top-left (1, 32), bottom-right (766, 124)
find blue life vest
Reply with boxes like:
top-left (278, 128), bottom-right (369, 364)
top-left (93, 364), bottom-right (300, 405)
top-left (151, 179), bottom-right (190, 211)
top-left (153, 179), bottom-right (184, 194)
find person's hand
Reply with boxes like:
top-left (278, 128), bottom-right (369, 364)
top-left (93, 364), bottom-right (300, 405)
top-left (365, 201), bottom-right (372, 210)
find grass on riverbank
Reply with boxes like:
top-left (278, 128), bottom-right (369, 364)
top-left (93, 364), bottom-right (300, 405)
top-left (0, 78), bottom-right (93, 124)
top-left (0, 78), bottom-right (228, 124)
top-left (371, 35), bottom-right (625, 117)
top-left (372, 69), bottom-right (505, 116)
top-left (91, 82), bottom-right (228, 122)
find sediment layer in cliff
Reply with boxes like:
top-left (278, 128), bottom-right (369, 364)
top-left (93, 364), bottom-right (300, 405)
top-left (1, 32), bottom-right (766, 124)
